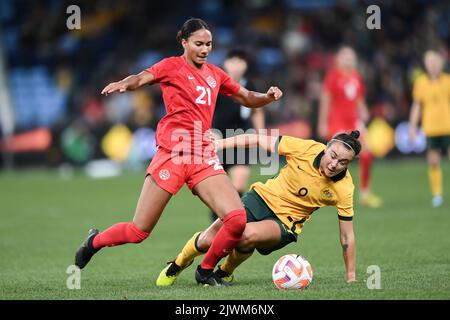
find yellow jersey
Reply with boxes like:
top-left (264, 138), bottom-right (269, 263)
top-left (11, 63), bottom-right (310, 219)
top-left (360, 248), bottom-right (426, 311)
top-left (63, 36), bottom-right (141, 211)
top-left (413, 73), bottom-right (450, 136)
top-left (251, 136), bottom-right (355, 235)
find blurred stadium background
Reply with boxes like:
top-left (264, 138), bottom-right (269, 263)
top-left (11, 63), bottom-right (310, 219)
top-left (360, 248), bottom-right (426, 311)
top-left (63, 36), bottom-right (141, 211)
top-left (2, 0), bottom-right (449, 168)
top-left (0, 0), bottom-right (449, 300)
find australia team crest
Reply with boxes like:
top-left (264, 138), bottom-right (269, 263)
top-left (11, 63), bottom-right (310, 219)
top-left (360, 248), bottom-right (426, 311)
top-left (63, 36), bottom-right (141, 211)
top-left (320, 187), bottom-right (337, 204)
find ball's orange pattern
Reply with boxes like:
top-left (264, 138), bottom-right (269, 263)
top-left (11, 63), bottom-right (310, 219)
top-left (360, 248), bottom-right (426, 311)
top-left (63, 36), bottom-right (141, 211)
top-left (272, 254), bottom-right (313, 290)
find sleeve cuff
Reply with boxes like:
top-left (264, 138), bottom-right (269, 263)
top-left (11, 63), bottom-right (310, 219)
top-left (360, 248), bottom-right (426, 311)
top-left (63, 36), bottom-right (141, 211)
top-left (338, 215), bottom-right (353, 221)
top-left (274, 136), bottom-right (283, 154)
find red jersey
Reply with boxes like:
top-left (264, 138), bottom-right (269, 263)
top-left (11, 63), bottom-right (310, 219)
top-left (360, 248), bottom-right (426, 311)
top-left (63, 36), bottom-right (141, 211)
top-left (145, 56), bottom-right (240, 155)
top-left (323, 67), bottom-right (365, 133)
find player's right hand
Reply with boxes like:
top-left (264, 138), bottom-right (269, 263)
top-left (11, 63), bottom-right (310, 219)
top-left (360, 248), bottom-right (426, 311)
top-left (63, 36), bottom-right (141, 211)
top-left (266, 86), bottom-right (283, 101)
top-left (101, 81), bottom-right (128, 96)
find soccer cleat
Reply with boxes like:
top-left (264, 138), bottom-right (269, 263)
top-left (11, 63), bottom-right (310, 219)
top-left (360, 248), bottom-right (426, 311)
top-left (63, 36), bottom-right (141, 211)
top-left (195, 265), bottom-right (232, 287)
top-left (75, 228), bottom-right (100, 269)
top-left (156, 259), bottom-right (193, 287)
top-left (359, 192), bottom-right (382, 208)
top-left (432, 195), bottom-right (443, 208)
top-left (214, 265), bottom-right (235, 284)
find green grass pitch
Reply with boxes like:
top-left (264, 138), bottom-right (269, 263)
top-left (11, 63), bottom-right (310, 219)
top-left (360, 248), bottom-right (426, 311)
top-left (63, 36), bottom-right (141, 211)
top-left (0, 159), bottom-right (449, 300)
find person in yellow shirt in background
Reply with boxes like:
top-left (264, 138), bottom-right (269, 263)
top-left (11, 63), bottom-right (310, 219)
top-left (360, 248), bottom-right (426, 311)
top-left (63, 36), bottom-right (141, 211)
top-left (156, 130), bottom-right (361, 286)
top-left (409, 50), bottom-right (450, 208)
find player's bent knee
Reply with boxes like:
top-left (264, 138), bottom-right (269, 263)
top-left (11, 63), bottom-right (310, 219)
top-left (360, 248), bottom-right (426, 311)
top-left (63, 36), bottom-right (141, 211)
top-left (223, 209), bottom-right (247, 237)
top-left (238, 228), bottom-right (256, 248)
top-left (197, 232), bottom-right (213, 251)
top-left (128, 223), bottom-right (150, 243)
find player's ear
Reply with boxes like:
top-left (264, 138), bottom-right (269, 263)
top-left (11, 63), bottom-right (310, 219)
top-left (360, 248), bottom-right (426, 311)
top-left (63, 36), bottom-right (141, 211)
top-left (181, 38), bottom-right (188, 50)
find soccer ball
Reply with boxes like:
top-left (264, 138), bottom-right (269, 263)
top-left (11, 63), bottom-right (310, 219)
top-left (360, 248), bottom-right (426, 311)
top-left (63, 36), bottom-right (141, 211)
top-left (272, 254), bottom-right (313, 290)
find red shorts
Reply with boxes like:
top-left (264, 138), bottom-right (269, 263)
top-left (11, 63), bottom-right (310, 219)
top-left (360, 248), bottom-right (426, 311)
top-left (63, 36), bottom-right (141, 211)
top-left (146, 147), bottom-right (226, 195)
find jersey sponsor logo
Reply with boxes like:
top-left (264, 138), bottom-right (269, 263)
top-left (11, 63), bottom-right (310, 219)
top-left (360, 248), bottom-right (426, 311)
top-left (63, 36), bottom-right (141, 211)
top-left (159, 169), bottom-right (170, 181)
top-left (188, 75), bottom-right (195, 80)
top-left (206, 76), bottom-right (217, 88)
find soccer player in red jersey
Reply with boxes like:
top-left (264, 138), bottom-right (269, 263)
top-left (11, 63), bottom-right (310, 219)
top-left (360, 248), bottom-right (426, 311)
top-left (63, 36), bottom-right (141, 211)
top-left (74, 18), bottom-right (283, 286)
top-left (318, 46), bottom-right (382, 208)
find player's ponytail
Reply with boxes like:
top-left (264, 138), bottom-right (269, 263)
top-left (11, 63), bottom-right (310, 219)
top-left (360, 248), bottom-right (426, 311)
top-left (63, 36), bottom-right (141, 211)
top-left (329, 130), bottom-right (362, 156)
top-left (176, 18), bottom-right (210, 43)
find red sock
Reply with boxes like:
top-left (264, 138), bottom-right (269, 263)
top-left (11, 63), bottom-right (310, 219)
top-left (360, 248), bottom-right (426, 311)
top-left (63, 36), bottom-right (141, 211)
top-left (92, 222), bottom-right (149, 249)
top-left (201, 209), bottom-right (246, 270)
top-left (359, 151), bottom-right (373, 191)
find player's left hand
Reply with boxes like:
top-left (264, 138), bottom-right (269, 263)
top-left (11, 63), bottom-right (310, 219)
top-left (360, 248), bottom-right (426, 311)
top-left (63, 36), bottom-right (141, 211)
top-left (266, 86), bottom-right (283, 101)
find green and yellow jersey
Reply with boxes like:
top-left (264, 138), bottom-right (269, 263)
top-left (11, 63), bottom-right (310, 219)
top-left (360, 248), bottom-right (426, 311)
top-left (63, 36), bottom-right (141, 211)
top-left (250, 136), bottom-right (355, 235)
top-left (413, 73), bottom-right (450, 137)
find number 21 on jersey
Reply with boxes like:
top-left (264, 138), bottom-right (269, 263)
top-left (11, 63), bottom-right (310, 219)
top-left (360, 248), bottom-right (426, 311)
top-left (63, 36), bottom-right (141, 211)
top-left (195, 86), bottom-right (211, 106)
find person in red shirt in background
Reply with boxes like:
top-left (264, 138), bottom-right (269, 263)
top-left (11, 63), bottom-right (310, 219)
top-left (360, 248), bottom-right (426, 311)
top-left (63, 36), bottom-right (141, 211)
top-left (74, 18), bottom-right (283, 286)
top-left (318, 46), bottom-right (381, 208)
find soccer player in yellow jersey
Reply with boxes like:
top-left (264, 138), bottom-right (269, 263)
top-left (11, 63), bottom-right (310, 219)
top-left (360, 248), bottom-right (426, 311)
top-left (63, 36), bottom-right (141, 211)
top-left (409, 50), bottom-right (450, 208)
top-left (156, 131), bottom-right (361, 285)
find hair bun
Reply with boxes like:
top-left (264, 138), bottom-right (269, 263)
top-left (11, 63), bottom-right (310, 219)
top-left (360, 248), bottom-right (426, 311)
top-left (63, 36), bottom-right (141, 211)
top-left (350, 130), bottom-right (360, 139)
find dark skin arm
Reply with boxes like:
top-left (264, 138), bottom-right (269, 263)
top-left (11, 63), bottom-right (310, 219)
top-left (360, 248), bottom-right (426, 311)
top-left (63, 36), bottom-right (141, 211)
top-left (101, 71), bottom-right (155, 95)
top-left (101, 71), bottom-right (283, 107)
top-left (230, 86), bottom-right (282, 109)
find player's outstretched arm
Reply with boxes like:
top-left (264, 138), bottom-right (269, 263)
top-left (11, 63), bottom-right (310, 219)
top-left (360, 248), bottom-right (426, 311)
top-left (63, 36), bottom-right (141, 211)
top-left (338, 219), bottom-right (356, 283)
top-left (216, 134), bottom-right (278, 153)
top-left (101, 71), bottom-right (155, 96)
top-left (230, 86), bottom-right (283, 109)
